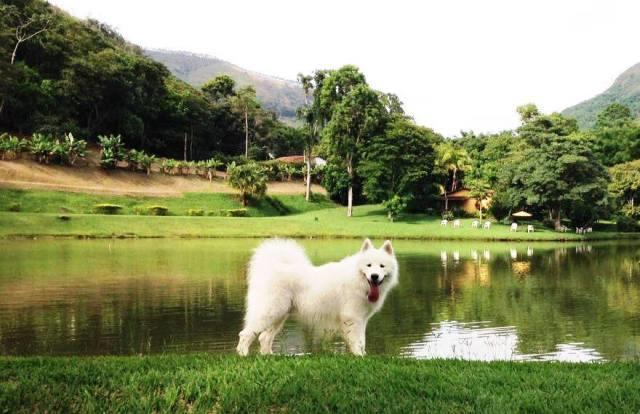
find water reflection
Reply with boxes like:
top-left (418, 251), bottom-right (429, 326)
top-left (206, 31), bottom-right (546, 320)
top-left (0, 239), bottom-right (638, 361)
top-left (402, 321), bottom-right (603, 362)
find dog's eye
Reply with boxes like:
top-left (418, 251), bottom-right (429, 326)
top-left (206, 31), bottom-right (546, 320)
top-left (367, 264), bottom-right (371, 267)
top-left (380, 264), bottom-right (385, 268)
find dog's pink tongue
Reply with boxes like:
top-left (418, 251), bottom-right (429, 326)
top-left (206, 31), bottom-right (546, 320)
top-left (368, 283), bottom-right (380, 302)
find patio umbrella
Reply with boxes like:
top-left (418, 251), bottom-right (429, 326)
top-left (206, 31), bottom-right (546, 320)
top-left (512, 211), bottom-right (532, 218)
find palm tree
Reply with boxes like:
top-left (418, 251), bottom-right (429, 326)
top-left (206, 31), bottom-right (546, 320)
top-left (230, 86), bottom-right (258, 158)
top-left (435, 142), bottom-right (472, 210)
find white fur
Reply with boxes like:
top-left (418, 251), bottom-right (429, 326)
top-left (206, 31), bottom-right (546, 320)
top-left (236, 238), bottom-right (399, 356)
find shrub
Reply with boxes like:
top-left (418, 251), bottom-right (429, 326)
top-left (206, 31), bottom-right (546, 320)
top-left (441, 210), bottom-right (454, 221)
top-left (60, 133), bottom-right (87, 166)
top-left (0, 134), bottom-right (27, 160)
top-left (226, 162), bottom-right (268, 206)
top-left (93, 203), bottom-right (123, 214)
top-left (187, 208), bottom-right (204, 216)
top-left (29, 133), bottom-right (55, 164)
top-left (225, 208), bottom-right (248, 217)
top-left (7, 202), bottom-right (21, 212)
top-left (161, 159), bottom-right (177, 175)
top-left (383, 195), bottom-right (408, 222)
top-left (126, 149), bottom-right (156, 175)
top-left (57, 214), bottom-right (71, 221)
top-left (98, 135), bottom-right (125, 169)
top-left (616, 215), bottom-right (640, 232)
top-left (147, 205), bottom-right (169, 216)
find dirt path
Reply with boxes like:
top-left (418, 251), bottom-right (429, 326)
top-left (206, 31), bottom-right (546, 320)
top-left (0, 160), bottom-right (325, 197)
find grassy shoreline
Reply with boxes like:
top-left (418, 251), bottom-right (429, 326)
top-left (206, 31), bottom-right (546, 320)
top-left (1, 209), bottom-right (639, 241)
top-left (1, 354), bottom-right (639, 413)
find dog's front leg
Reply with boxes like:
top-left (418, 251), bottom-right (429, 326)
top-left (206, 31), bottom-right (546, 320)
top-left (341, 319), bottom-right (366, 356)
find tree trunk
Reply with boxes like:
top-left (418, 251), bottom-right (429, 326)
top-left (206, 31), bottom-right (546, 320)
top-left (304, 148), bottom-right (312, 201)
top-left (189, 124), bottom-right (193, 160)
top-left (347, 158), bottom-right (353, 217)
top-left (552, 207), bottom-right (561, 230)
top-left (183, 132), bottom-right (187, 161)
top-left (244, 106), bottom-right (249, 158)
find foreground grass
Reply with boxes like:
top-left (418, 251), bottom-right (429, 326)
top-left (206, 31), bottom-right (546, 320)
top-left (1, 354), bottom-right (638, 413)
top-left (0, 188), bottom-right (336, 217)
top-left (0, 204), bottom-right (636, 240)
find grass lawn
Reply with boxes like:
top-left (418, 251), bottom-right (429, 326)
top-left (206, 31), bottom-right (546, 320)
top-left (1, 188), bottom-right (638, 240)
top-left (0, 188), bottom-right (336, 217)
top-left (1, 354), bottom-right (639, 413)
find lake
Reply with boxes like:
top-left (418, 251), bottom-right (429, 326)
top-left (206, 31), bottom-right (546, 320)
top-left (0, 239), bottom-right (638, 361)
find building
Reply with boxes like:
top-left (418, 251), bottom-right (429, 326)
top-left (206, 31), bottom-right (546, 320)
top-left (440, 188), bottom-right (491, 214)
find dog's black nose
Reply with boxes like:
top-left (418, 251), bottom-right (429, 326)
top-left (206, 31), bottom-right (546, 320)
top-left (371, 274), bottom-right (379, 282)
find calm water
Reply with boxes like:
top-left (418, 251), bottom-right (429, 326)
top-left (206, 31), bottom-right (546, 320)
top-left (0, 239), bottom-right (639, 361)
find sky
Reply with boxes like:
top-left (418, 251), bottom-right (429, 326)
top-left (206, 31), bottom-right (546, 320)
top-left (49, 0), bottom-right (640, 137)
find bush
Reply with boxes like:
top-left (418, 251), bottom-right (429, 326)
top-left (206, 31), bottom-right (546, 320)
top-left (161, 159), bottom-right (177, 175)
top-left (29, 133), bottom-right (55, 164)
top-left (7, 202), bottom-right (21, 212)
top-left (60, 133), bottom-right (87, 166)
top-left (57, 214), bottom-right (71, 221)
top-left (383, 195), bottom-right (408, 222)
top-left (98, 135), bottom-right (125, 169)
top-left (616, 215), bottom-right (640, 232)
top-left (93, 203), bottom-right (123, 214)
top-left (187, 208), bottom-right (204, 216)
top-left (125, 149), bottom-right (156, 175)
top-left (226, 162), bottom-right (268, 206)
top-left (0, 133), bottom-right (28, 160)
top-left (225, 208), bottom-right (248, 217)
top-left (147, 205), bottom-right (169, 216)
top-left (488, 192), bottom-right (512, 221)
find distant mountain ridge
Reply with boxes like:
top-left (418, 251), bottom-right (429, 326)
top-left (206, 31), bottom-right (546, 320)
top-left (145, 49), bottom-right (305, 122)
top-left (563, 62), bottom-right (640, 128)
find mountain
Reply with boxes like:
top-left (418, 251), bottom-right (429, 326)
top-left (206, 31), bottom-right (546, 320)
top-left (145, 49), bottom-right (305, 122)
top-left (563, 62), bottom-right (640, 129)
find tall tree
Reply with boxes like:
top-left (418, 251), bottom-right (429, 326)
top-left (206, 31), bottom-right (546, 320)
top-left (202, 75), bottom-right (236, 102)
top-left (435, 142), bottom-right (472, 211)
top-left (323, 83), bottom-right (387, 216)
top-left (230, 86), bottom-right (258, 158)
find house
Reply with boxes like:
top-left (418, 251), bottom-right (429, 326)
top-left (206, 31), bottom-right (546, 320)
top-left (440, 188), bottom-right (491, 214)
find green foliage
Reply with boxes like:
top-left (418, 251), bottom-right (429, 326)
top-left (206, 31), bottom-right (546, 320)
top-left (435, 141), bottom-right (472, 200)
top-left (225, 208), bottom-right (248, 217)
top-left (383, 194), bottom-right (408, 222)
top-left (321, 161), bottom-right (363, 205)
top-left (161, 158), bottom-right (177, 175)
top-left (0, 133), bottom-right (28, 160)
top-left (98, 135), bottom-right (125, 169)
top-left (615, 215), bottom-right (640, 232)
top-left (7, 202), bottom-right (20, 212)
top-left (226, 162), bottom-right (268, 206)
top-left (92, 203), bottom-right (123, 215)
top-left (146, 205), bottom-right (169, 216)
top-left (186, 208), bottom-right (204, 216)
top-left (125, 149), bottom-right (156, 174)
top-left (609, 160), bottom-right (640, 218)
top-left (29, 133), bottom-right (55, 164)
top-left (359, 117), bottom-right (441, 211)
top-left (595, 103), bottom-right (633, 129)
top-left (59, 133), bottom-right (87, 165)
top-left (201, 75), bottom-right (235, 101)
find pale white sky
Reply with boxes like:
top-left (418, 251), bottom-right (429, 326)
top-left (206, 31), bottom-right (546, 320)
top-left (49, 0), bottom-right (639, 136)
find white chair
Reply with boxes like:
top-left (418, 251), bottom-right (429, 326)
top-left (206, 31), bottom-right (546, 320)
top-left (586, 227), bottom-right (592, 233)
top-left (576, 227), bottom-right (584, 234)
top-left (453, 219), bottom-right (461, 228)
top-left (483, 221), bottom-right (491, 229)
top-left (527, 225), bottom-right (534, 233)
top-left (510, 223), bottom-right (518, 232)
top-left (453, 251), bottom-right (460, 261)
top-left (440, 219), bottom-right (448, 226)
top-left (471, 220), bottom-right (479, 228)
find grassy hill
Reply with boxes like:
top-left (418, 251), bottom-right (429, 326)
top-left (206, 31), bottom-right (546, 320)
top-left (146, 49), bottom-right (305, 122)
top-left (563, 62), bottom-right (640, 128)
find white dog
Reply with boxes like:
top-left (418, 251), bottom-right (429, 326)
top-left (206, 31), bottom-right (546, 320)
top-left (236, 238), bottom-right (399, 356)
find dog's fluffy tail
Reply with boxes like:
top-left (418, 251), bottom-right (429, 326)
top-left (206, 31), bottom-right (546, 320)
top-left (248, 239), bottom-right (312, 282)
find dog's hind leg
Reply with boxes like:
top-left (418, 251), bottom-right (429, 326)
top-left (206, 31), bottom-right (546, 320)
top-left (237, 294), bottom-right (292, 356)
top-left (259, 315), bottom-right (288, 355)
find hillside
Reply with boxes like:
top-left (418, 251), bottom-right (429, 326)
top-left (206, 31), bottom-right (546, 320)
top-left (146, 49), bottom-right (305, 122)
top-left (563, 62), bottom-right (640, 128)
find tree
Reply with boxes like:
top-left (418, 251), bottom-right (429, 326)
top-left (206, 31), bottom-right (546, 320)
top-left (230, 86), bottom-right (258, 158)
top-left (358, 117), bottom-right (441, 211)
top-left (435, 142), bottom-right (472, 210)
top-left (467, 178), bottom-right (492, 221)
top-left (0, 4), bottom-right (50, 116)
top-left (511, 134), bottom-right (609, 229)
top-left (609, 160), bottom-right (640, 218)
top-left (202, 75), bottom-right (236, 102)
top-left (226, 161), bottom-right (268, 206)
top-left (323, 83), bottom-right (388, 216)
top-left (297, 72), bottom-right (321, 201)
top-left (595, 103), bottom-right (633, 129)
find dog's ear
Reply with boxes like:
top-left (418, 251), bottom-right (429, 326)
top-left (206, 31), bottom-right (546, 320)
top-left (361, 238), bottom-right (373, 252)
top-left (381, 240), bottom-right (394, 255)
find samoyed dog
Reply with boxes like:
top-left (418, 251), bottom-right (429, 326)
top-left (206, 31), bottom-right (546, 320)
top-left (236, 238), bottom-right (398, 356)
